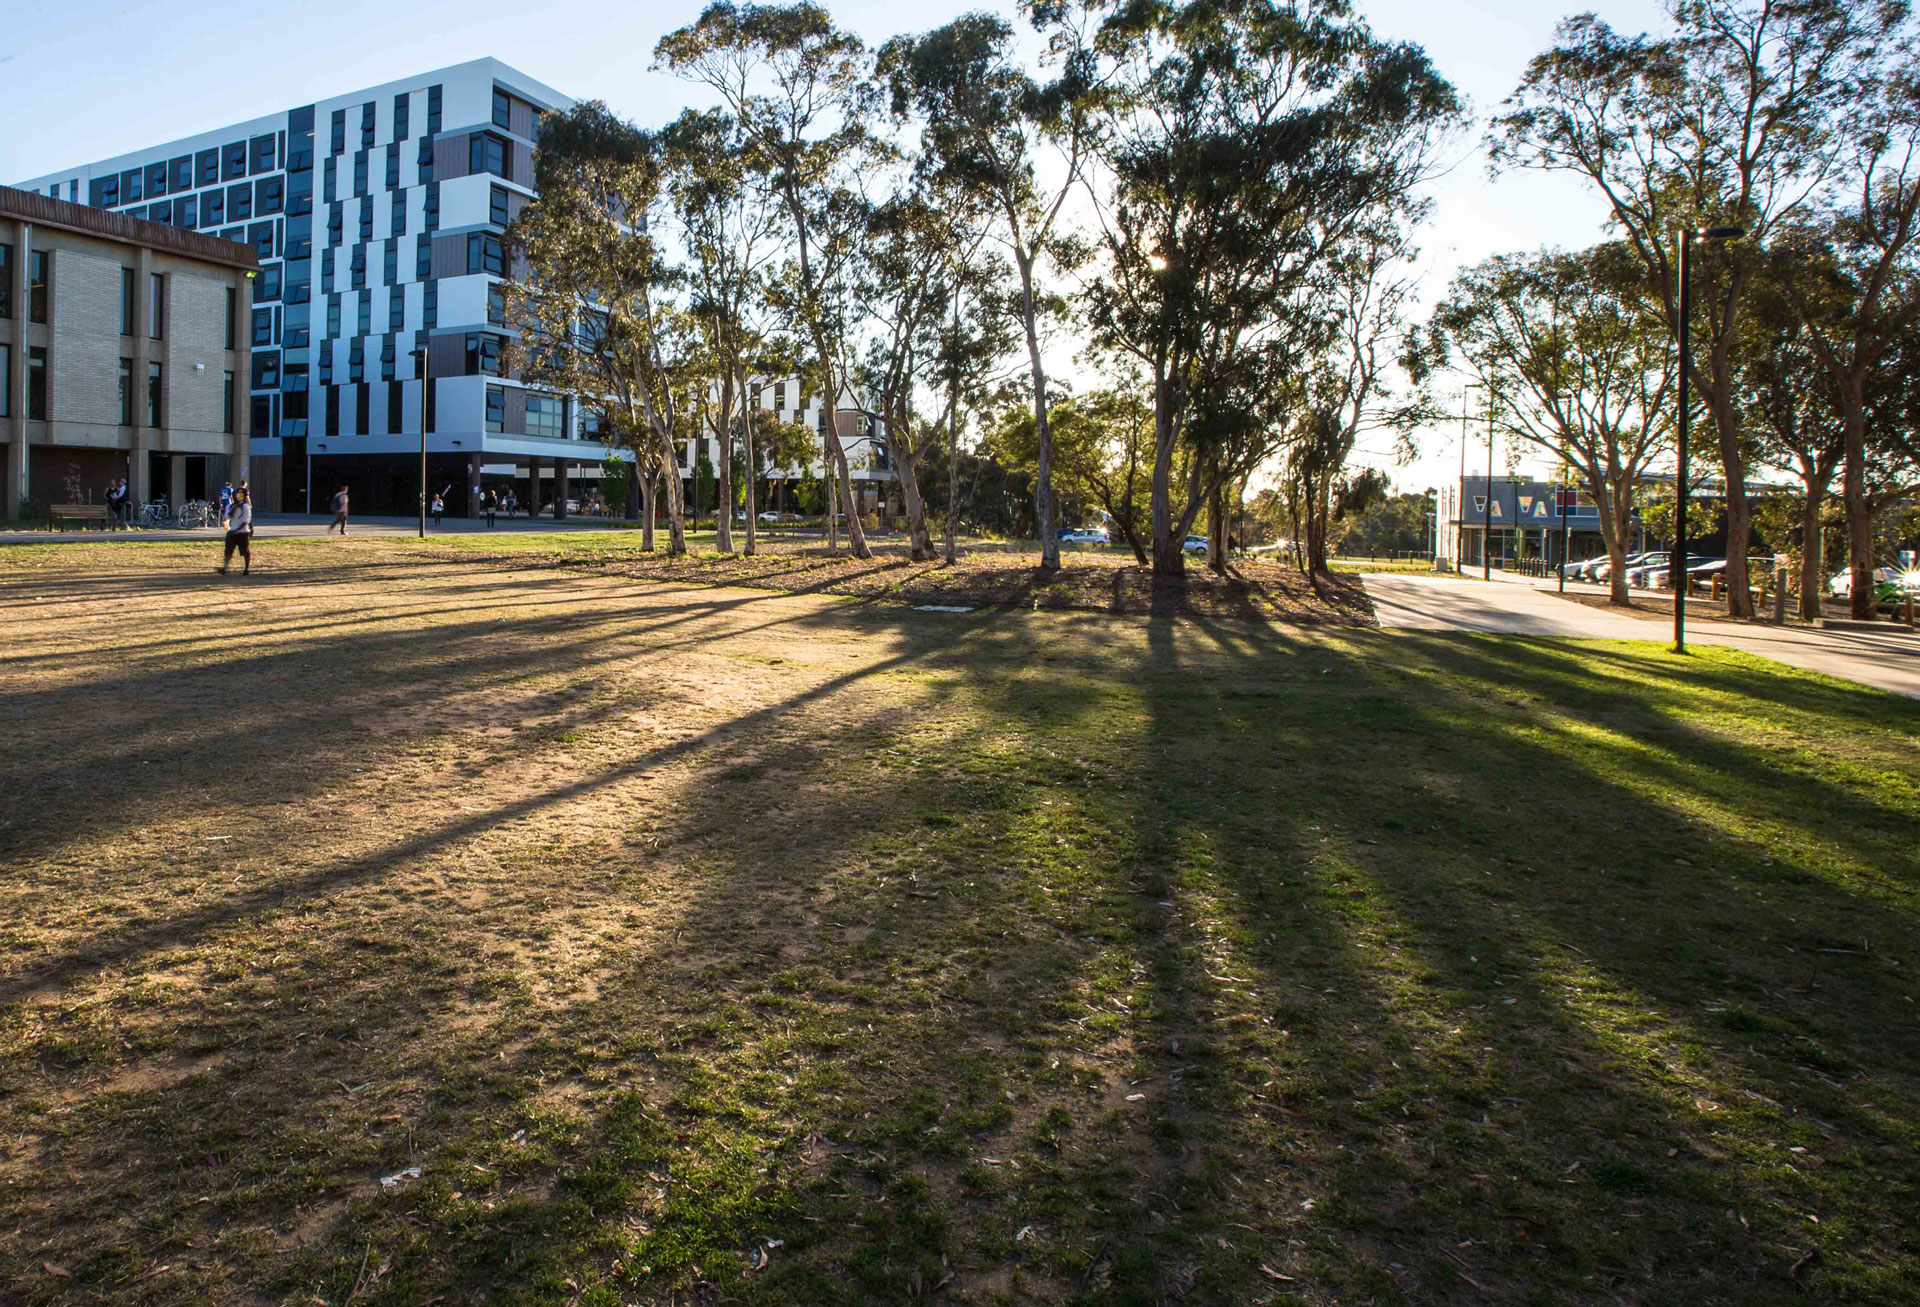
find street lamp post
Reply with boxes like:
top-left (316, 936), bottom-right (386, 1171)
top-left (413, 347), bottom-right (428, 539)
top-left (1457, 382), bottom-right (1482, 574)
top-left (1671, 224), bottom-right (1745, 653)
top-left (1558, 479), bottom-right (1571, 593)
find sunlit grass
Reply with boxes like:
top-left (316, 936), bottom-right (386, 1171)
top-left (0, 543), bottom-right (1914, 1304)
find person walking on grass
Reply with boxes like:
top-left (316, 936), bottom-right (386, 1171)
top-left (215, 488), bottom-right (253, 576)
top-left (328, 486), bottom-right (350, 535)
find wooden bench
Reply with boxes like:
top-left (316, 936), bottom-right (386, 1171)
top-left (50, 504), bottom-right (111, 532)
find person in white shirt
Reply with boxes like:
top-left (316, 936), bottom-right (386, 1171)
top-left (216, 489), bottom-right (254, 576)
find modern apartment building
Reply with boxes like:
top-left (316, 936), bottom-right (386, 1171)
top-left (12, 58), bottom-right (609, 516)
top-left (1, 185), bottom-right (256, 516)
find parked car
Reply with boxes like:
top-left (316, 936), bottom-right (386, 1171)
top-left (1182, 534), bottom-right (1208, 553)
top-left (1828, 566), bottom-right (1904, 599)
top-left (1631, 555), bottom-right (1720, 590)
top-left (1060, 528), bottom-right (1108, 544)
top-left (1594, 550), bottom-right (1661, 584)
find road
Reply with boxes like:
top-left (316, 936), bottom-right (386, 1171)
top-left (1364, 571), bottom-right (1920, 699)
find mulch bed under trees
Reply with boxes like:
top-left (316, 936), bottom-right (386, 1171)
top-left (445, 538), bottom-right (1379, 625)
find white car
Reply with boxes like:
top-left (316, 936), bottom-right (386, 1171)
top-left (1182, 534), bottom-right (1208, 553)
top-left (1060, 528), bottom-right (1107, 544)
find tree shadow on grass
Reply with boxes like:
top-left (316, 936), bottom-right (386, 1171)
top-left (0, 562), bottom-right (1916, 1305)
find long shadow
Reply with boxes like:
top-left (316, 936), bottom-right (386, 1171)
top-left (2, 564), bottom-right (1917, 1305)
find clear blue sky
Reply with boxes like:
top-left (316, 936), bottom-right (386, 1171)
top-left (0, 0), bottom-right (1668, 492)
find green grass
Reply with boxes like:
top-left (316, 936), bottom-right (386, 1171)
top-left (0, 543), bottom-right (1916, 1305)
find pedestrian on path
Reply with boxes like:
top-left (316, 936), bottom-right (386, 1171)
top-left (484, 489), bottom-right (497, 528)
top-left (328, 486), bottom-right (350, 535)
top-left (215, 488), bottom-right (253, 575)
top-left (431, 492), bottom-right (445, 527)
top-left (106, 478), bottom-right (128, 529)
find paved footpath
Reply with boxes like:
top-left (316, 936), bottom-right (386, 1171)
top-left (1364, 571), bottom-right (1920, 699)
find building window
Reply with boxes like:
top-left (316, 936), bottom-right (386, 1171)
top-left (252, 308), bottom-right (274, 347)
top-left (223, 141), bottom-right (248, 181)
top-left (253, 352), bottom-right (280, 389)
top-left (390, 284), bottom-right (406, 331)
top-left (469, 133), bottom-right (507, 178)
top-left (117, 359), bottom-right (133, 425)
top-left (487, 283), bottom-right (506, 325)
top-left (385, 145), bottom-right (400, 191)
top-left (423, 184), bottom-right (440, 231)
top-left (225, 286), bottom-right (237, 349)
top-left (224, 371), bottom-right (236, 434)
top-left (251, 134), bottom-right (276, 174)
top-left (394, 93), bottom-right (411, 141)
top-left (467, 232), bottom-right (504, 276)
top-left (229, 182), bottom-right (252, 221)
top-left (197, 149), bottom-right (220, 187)
top-left (357, 289), bottom-right (372, 335)
top-left (203, 188), bottom-right (225, 226)
top-left (465, 332), bottom-right (502, 376)
top-left (358, 200), bottom-right (373, 242)
top-left (29, 251), bottom-right (49, 324)
top-left (526, 392), bottom-right (563, 439)
top-left (486, 384), bottom-right (505, 433)
top-left (0, 345), bottom-right (8, 416)
top-left (326, 294), bottom-right (342, 337)
top-left (170, 155), bottom-right (192, 193)
top-left (380, 335), bottom-right (396, 382)
top-left (123, 168), bottom-right (144, 202)
top-left (427, 84), bottom-right (443, 134)
top-left (349, 246), bottom-right (366, 291)
top-left (391, 191), bottom-right (407, 237)
top-left (490, 184), bottom-right (511, 228)
top-left (326, 202), bottom-right (343, 246)
top-left (288, 171), bottom-right (313, 217)
top-left (324, 385), bottom-right (339, 436)
top-left (25, 348), bottom-right (49, 418)
top-left (352, 152), bottom-right (368, 198)
top-left (330, 110), bottom-right (347, 155)
top-left (349, 339), bottom-right (364, 383)
top-left (144, 360), bottom-right (160, 427)
top-left (422, 280), bottom-right (437, 330)
top-left (175, 195), bottom-right (197, 229)
top-left (415, 232), bottom-right (432, 278)
top-left (118, 268), bottom-right (135, 335)
top-left (383, 241), bottom-right (398, 286)
top-left (254, 265), bottom-right (282, 304)
top-left (323, 156), bottom-right (337, 204)
top-left (249, 222), bottom-right (276, 261)
top-left (89, 174), bottom-right (120, 207)
top-left (257, 176), bottom-right (284, 214)
top-left (360, 102), bottom-right (376, 150)
top-left (355, 383), bottom-right (370, 433)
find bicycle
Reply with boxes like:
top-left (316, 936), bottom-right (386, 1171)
top-left (139, 499), bottom-right (175, 528)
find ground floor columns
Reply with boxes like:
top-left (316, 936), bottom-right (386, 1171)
top-left (526, 456), bottom-right (542, 514)
top-left (554, 462), bottom-right (570, 520)
top-left (169, 454), bottom-right (187, 510)
top-left (468, 451), bottom-right (482, 517)
top-left (3, 437), bottom-right (24, 519)
top-left (128, 430), bottom-right (150, 505)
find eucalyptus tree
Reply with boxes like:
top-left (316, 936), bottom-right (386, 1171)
top-left (1085, 0), bottom-right (1459, 574)
top-left (1772, 69), bottom-right (1920, 616)
top-left (1284, 228), bottom-right (1424, 576)
top-left (1739, 261), bottom-right (1845, 617)
top-left (504, 101), bottom-right (692, 555)
top-left (657, 2), bottom-right (881, 560)
top-left (662, 107), bottom-right (781, 555)
top-left (1424, 243), bottom-right (1674, 605)
top-left (1491, 0), bottom-right (1904, 615)
top-left (853, 179), bottom-right (980, 560)
top-left (880, 8), bottom-right (1100, 572)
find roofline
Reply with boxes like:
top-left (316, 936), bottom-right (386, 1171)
top-left (0, 184), bottom-right (259, 271)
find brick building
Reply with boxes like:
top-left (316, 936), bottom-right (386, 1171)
top-left (1, 184), bottom-right (256, 516)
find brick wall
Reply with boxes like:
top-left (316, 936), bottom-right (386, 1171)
top-left (166, 269), bottom-right (231, 437)
top-left (49, 247), bottom-right (122, 427)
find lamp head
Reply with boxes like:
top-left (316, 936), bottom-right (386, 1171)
top-left (1697, 225), bottom-right (1746, 241)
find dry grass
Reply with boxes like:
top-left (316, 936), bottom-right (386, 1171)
top-left (0, 538), bottom-right (1916, 1306)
